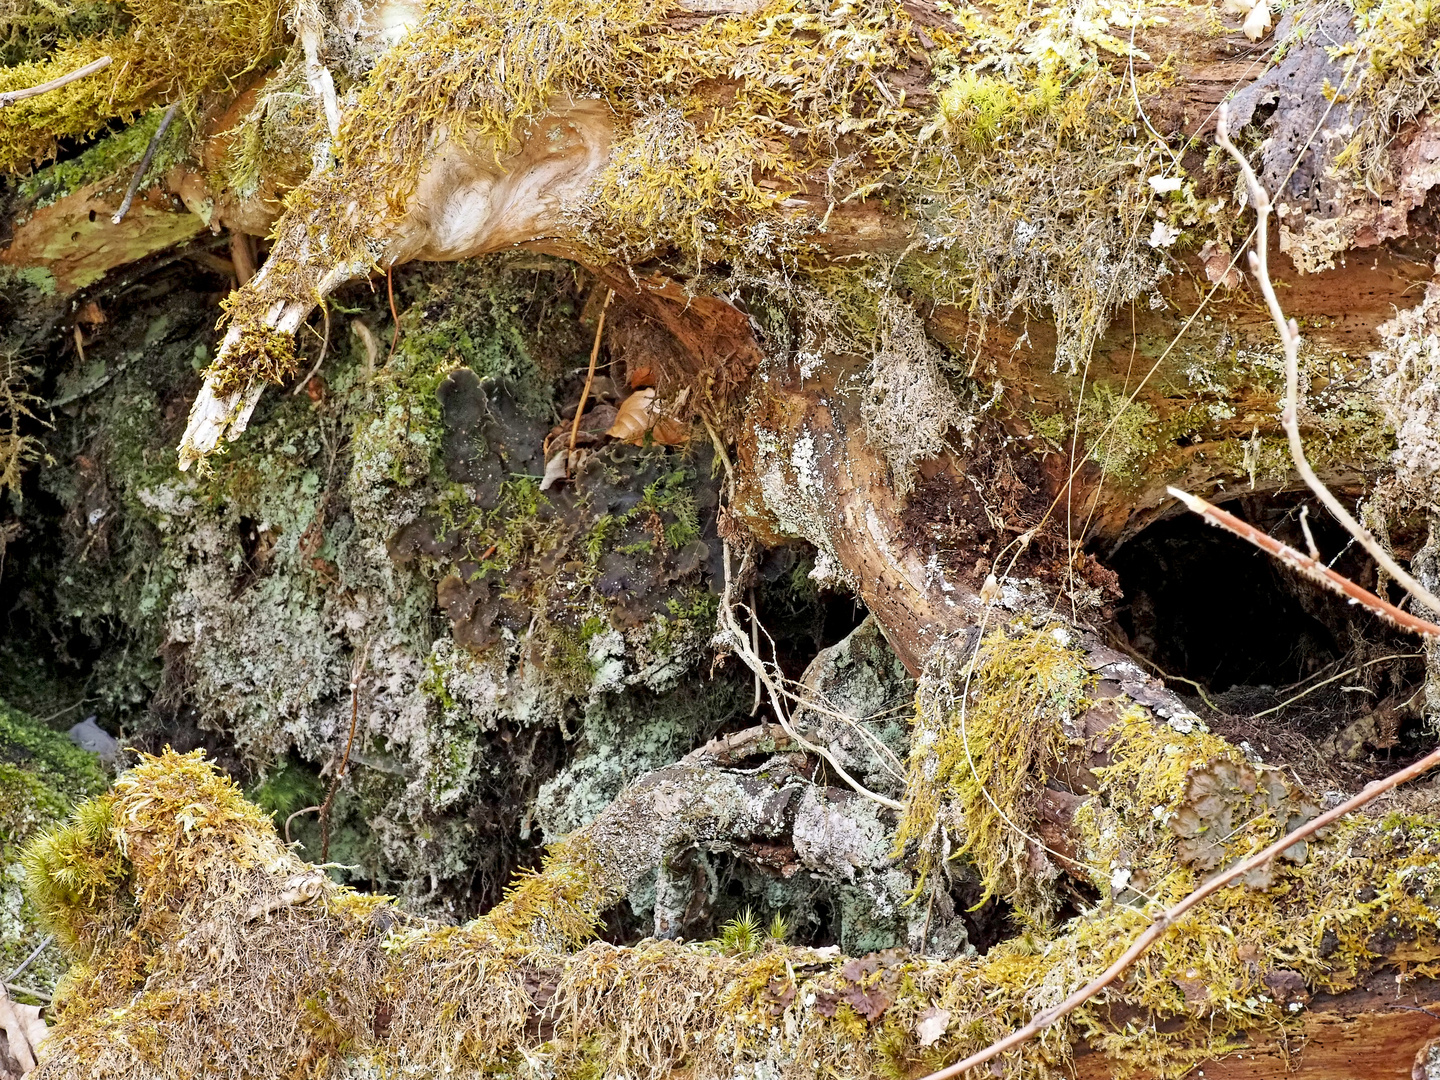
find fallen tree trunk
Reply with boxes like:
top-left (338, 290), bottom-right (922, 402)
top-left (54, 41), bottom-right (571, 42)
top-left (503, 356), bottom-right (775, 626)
top-left (5, 0), bottom-right (1440, 1076)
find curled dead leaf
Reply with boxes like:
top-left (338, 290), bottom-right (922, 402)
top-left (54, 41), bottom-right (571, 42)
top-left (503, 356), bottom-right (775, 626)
top-left (0, 986), bottom-right (48, 1077)
top-left (916, 1005), bottom-right (951, 1047)
top-left (539, 448), bottom-right (570, 491)
top-left (1199, 240), bottom-right (1243, 289)
top-left (628, 364), bottom-right (656, 389)
top-left (1242, 1), bottom-right (1271, 40)
top-left (651, 417), bottom-right (690, 446)
top-left (607, 388), bottom-right (657, 443)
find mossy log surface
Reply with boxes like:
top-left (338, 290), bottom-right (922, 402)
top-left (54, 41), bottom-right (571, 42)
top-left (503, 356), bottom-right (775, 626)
top-left (2, 0), bottom-right (1440, 1077)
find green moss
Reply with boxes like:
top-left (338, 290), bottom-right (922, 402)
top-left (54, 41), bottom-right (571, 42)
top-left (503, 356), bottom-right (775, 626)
top-left (246, 756), bottom-right (326, 825)
top-left (16, 105), bottom-right (190, 209)
top-left (897, 624), bottom-right (1089, 923)
top-left (22, 743), bottom-right (1440, 1080)
top-left (210, 0), bottom-right (1180, 397)
top-left (0, 0), bottom-right (129, 69)
top-left (21, 795), bottom-right (129, 954)
top-left (0, 0), bottom-right (283, 172)
top-left (204, 325), bottom-right (298, 394)
top-left (0, 697), bottom-right (109, 799)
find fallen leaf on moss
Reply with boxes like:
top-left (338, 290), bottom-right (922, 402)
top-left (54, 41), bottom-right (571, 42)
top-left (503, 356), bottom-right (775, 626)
top-left (0, 987), bottom-right (48, 1076)
top-left (916, 1005), bottom-right (951, 1046)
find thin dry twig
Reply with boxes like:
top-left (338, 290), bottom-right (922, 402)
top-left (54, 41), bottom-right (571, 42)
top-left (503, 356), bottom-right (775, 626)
top-left (1104, 630), bottom-right (1221, 712)
top-left (1252, 652), bottom-right (1423, 719)
top-left (1214, 103), bottom-right (1440, 618)
top-left (568, 289), bottom-right (614, 460)
top-left (1169, 488), bottom-right (1440, 639)
top-left (386, 264), bottom-right (401, 366)
top-left (3, 981), bottom-right (51, 1004)
top-left (0, 55), bottom-right (111, 108)
top-left (319, 641), bottom-right (370, 861)
top-left (293, 299), bottom-right (331, 395)
top-left (920, 740), bottom-right (1440, 1080)
top-left (112, 101), bottom-right (180, 225)
top-left (4, 936), bottom-right (53, 985)
top-left (719, 539), bottom-right (903, 812)
top-left (284, 804), bottom-right (320, 847)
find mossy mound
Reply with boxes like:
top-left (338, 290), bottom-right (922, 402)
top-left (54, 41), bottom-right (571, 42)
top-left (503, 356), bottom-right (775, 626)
top-left (0, 697), bottom-right (108, 997)
top-left (22, 729), bottom-right (1440, 1080)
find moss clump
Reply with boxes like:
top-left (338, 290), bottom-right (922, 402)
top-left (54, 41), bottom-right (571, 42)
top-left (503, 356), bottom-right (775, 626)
top-left (0, 698), bottom-right (109, 798)
top-left (897, 624), bottom-right (1089, 922)
top-left (0, 350), bottom-right (47, 495)
top-left (1, 698), bottom-right (111, 988)
top-left (204, 324), bottom-right (299, 394)
top-left (26, 742), bottom-right (1440, 1080)
top-left (0, 0), bottom-right (283, 172)
top-left (0, 0), bottom-right (128, 69)
top-left (213, 0), bottom-right (1176, 395)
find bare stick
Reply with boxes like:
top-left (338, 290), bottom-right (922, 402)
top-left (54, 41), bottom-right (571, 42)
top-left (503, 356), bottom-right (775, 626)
top-left (0, 55), bottom-right (111, 109)
top-left (319, 641), bottom-right (370, 861)
top-left (919, 740), bottom-right (1440, 1080)
top-left (568, 289), bottom-right (614, 458)
top-left (4, 936), bottom-right (53, 985)
top-left (1168, 487), bottom-right (1440, 638)
top-left (293, 300), bottom-right (331, 395)
top-left (4, 981), bottom-right (51, 1004)
top-left (112, 101), bottom-right (179, 225)
top-left (1214, 103), bottom-right (1440, 618)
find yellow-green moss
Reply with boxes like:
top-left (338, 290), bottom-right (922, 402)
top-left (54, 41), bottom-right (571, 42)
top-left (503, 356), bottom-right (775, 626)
top-left (213, 0), bottom-right (1175, 395)
top-left (897, 624), bottom-right (1090, 922)
top-left (0, 0), bottom-right (282, 172)
top-left (21, 742), bottom-right (1440, 1080)
top-left (203, 324), bottom-right (299, 394)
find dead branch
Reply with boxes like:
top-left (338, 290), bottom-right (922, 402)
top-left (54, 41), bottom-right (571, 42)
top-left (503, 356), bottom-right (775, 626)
top-left (718, 539), bottom-right (904, 812)
top-left (0, 55), bottom-right (112, 109)
top-left (920, 740), bottom-right (1440, 1080)
top-left (1214, 103), bottom-right (1440, 618)
top-left (111, 102), bottom-right (180, 225)
top-left (568, 289), bottom-right (614, 460)
top-left (1167, 488), bottom-right (1440, 638)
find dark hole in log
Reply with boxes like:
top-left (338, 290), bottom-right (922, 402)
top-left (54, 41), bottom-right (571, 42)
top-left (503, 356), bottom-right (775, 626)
top-left (1107, 493), bottom-right (1398, 694)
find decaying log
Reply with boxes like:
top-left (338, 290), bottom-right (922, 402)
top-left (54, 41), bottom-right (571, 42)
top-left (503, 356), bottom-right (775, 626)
top-left (6, 0), bottom-right (1440, 1074)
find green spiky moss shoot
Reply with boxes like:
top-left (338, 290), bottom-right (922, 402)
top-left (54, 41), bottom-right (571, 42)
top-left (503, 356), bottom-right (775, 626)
top-left (896, 624), bottom-right (1089, 923)
top-left (203, 324), bottom-right (299, 394)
